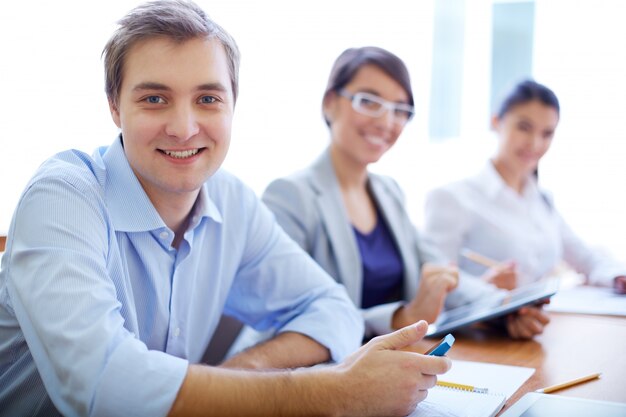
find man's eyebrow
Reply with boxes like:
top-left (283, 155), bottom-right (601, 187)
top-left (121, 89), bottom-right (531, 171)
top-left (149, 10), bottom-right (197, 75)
top-left (131, 82), bottom-right (228, 93)
top-left (132, 82), bottom-right (171, 92)
top-left (196, 82), bottom-right (228, 92)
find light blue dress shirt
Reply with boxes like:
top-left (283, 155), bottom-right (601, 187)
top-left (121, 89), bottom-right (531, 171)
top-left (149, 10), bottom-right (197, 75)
top-left (0, 137), bottom-right (363, 417)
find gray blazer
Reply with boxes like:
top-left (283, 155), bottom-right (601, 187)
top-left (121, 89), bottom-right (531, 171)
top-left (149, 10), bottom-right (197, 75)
top-left (262, 149), bottom-right (442, 336)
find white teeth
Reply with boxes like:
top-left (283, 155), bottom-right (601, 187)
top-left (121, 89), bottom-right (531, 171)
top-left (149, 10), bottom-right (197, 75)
top-left (163, 149), bottom-right (200, 159)
top-left (365, 136), bottom-right (387, 146)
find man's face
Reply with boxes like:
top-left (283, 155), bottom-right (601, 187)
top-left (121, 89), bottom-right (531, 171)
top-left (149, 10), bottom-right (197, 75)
top-left (110, 36), bottom-right (234, 205)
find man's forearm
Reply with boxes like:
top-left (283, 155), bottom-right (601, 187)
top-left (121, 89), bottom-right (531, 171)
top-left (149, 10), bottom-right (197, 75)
top-left (220, 331), bottom-right (331, 370)
top-left (168, 364), bottom-right (343, 417)
top-left (169, 321), bottom-right (452, 417)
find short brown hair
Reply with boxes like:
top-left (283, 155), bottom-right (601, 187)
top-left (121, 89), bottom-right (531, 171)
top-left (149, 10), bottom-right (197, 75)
top-left (102, 0), bottom-right (240, 107)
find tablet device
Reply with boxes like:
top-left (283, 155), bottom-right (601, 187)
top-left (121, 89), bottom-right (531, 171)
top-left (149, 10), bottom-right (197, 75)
top-left (500, 392), bottom-right (626, 417)
top-left (426, 278), bottom-right (559, 337)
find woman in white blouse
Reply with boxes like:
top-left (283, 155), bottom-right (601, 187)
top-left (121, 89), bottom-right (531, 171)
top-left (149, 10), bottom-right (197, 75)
top-left (423, 80), bottom-right (626, 299)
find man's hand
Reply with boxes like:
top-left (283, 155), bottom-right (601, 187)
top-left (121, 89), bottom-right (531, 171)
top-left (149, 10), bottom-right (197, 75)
top-left (333, 321), bottom-right (451, 417)
top-left (506, 305), bottom-right (550, 339)
top-left (482, 261), bottom-right (518, 290)
top-left (394, 263), bottom-right (458, 327)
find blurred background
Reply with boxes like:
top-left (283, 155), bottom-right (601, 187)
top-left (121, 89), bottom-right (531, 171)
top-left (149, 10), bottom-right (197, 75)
top-left (1, 0), bottom-right (624, 260)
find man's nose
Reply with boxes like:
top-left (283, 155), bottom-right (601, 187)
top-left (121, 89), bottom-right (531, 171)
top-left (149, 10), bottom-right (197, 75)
top-left (165, 104), bottom-right (200, 141)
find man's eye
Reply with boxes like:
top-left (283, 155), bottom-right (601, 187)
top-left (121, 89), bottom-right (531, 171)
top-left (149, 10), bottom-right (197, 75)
top-left (200, 96), bottom-right (217, 104)
top-left (146, 96), bottom-right (163, 104)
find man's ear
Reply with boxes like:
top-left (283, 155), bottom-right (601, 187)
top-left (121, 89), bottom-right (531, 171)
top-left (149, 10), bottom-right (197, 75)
top-left (109, 99), bottom-right (121, 128)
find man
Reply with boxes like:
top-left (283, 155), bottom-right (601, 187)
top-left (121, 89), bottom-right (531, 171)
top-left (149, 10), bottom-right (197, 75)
top-left (0, 1), bottom-right (450, 416)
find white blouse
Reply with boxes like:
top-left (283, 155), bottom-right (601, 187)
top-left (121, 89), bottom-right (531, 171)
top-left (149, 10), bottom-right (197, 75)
top-left (422, 162), bottom-right (625, 287)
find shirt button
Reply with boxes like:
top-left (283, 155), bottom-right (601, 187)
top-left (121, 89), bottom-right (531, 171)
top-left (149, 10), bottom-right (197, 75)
top-left (159, 231), bottom-right (169, 239)
top-left (173, 327), bottom-right (181, 337)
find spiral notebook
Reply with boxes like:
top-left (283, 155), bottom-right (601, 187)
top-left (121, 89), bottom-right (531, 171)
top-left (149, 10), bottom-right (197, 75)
top-left (409, 360), bottom-right (535, 417)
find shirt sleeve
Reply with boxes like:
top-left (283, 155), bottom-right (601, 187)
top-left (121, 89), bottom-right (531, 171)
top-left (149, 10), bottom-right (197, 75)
top-left (5, 174), bottom-right (187, 417)
top-left (558, 213), bottom-right (626, 286)
top-left (224, 186), bottom-right (363, 362)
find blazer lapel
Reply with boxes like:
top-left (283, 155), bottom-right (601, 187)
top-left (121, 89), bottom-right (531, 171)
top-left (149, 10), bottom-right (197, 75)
top-left (369, 177), bottom-right (420, 300)
top-left (309, 150), bottom-right (363, 304)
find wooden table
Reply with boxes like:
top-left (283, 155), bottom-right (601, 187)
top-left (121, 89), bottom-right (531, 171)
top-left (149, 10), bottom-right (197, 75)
top-left (412, 312), bottom-right (626, 415)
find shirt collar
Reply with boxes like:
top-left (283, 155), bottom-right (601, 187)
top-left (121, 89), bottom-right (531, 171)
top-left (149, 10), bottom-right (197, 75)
top-left (477, 160), bottom-right (540, 201)
top-left (95, 135), bottom-right (222, 232)
top-left (190, 182), bottom-right (222, 228)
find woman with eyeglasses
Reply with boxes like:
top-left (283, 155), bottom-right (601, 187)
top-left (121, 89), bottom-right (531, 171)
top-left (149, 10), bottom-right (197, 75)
top-left (422, 80), bottom-right (626, 306)
top-left (260, 47), bottom-right (466, 338)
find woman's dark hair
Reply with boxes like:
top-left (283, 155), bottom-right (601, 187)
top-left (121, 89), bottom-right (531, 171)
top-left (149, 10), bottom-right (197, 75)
top-left (322, 46), bottom-right (413, 126)
top-left (496, 79), bottom-right (560, 120)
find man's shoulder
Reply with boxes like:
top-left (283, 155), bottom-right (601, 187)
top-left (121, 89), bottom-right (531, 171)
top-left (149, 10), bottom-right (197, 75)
top-left (205, 168), bottom-right (248, 189)
top-left (204, 169), bottom-right (258, 203)
top-left (28, 149), bottom-right (105, 195)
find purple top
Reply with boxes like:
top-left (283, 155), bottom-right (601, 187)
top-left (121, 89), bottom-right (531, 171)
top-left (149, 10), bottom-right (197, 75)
top-left (353, 212), bottom-right (404, 308)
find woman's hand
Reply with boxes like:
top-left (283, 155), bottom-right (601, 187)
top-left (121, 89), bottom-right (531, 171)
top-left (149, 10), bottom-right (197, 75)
top-left (506, 305), bottom-right (550, 339)
top-left (393, 263), bottom-right (458, 328)
top-left (482, 261), bottom-right (518, 290)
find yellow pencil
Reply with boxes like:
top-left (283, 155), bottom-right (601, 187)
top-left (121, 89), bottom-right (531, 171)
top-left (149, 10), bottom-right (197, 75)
top-left (536, 373), bottom-right (601, 394)
top-left (436, 380), bottom-right (489, 394)
top-left (460, 248), bottom-right (500, 268)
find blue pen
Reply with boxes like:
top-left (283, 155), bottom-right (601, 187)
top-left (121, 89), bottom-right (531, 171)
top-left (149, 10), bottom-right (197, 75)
top-left (424, 333), bottom-right (455, 356)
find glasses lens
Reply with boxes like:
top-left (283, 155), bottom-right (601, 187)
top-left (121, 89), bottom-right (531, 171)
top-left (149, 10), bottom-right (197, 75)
top-left (350, 92), bottom-right (414, 124)
top-left (353, 93), bottom-right (384, 116)
top-left (394, 107), bottom-right (415, 121)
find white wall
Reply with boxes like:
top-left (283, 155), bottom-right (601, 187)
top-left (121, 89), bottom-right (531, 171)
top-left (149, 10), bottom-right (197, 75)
top-left (0, 0), bottom-right (434, 231)
top-left (533, 0), bottom-right (626, 260)
top-left (1, 0), bottom-right (624, 264)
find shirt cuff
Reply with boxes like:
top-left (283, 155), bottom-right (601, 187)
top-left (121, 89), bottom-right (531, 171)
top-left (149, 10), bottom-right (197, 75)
top-left (361, 301), bottom-right (403, 337)
top-left (587, 267), bottom-right (626, 287)
top-left (280, 312), bottom-right (363, 363)
top-left (92, 338), bottom-right (189, 417)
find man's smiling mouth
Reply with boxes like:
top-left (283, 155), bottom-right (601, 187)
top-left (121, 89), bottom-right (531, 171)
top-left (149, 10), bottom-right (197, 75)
top-left (160, 149), bottom-right (202, 159)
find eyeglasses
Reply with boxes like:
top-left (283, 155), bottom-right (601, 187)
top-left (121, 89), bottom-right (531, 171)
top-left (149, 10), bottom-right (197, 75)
top-left (339, 89), bottom-right (415, 124)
